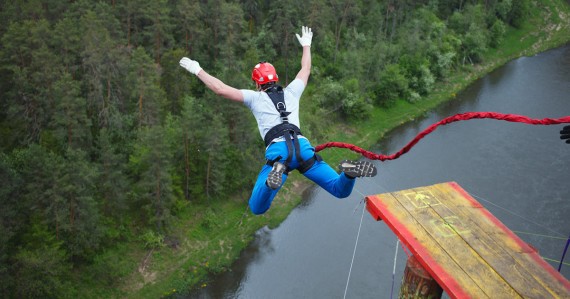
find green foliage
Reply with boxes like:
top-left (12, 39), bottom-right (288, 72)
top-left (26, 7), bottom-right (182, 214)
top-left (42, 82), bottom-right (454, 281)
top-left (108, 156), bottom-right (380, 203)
top-left (12, 223), bottom-right (75, 299)
top-left (341, 93), bottom-right (372, 120)
top-left (129, 125), bottom-right (174, 231)
top-left (449, 4), bottom-right (491, 64)
top-left (313, 77), bottom-right (371, 120)
top-left (90, 245), bottom-right (137, 287)
top-left (96, 128), bottom-right (131, 226)
top-left (50, 72), bottom-right (92, 150)
top-left (490, 19), bottom-right (508, 48)
top-left (0, 153), bottom-right (21, 295)
top-left (55, 148), bottom-right (103, 260)
top-left (341, 79), bottom-right (372, 120)
top-left (496, 0), bottom-right (530, 28)
top-left (373, 64), bottom-right (410, 107)
top-left (200, 209), bottom-right (220, 230)
top-left (399, 54), bottom-right (435, 96)
top-left (509, 0), bottom-right (530, 28)
top-left (140, 230), bottom-right (166, 249)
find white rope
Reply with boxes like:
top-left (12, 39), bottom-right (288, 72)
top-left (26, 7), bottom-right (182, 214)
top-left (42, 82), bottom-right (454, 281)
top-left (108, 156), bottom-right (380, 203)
top-left (390, 239), bottom-right (400, 299)
top-left (343, 200), bottom-right (367, 299)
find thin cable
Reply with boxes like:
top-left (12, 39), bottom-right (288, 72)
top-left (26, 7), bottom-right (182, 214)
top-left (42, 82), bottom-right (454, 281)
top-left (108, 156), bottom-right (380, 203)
top-left (390, 239), bottom-right (400, 299)
top-left (344, 200), bottom-right (366, 299)
top-left (468, 192), bottom-right (565, 237)
top-left (467, 190), bottom-right (570, 272)
top-left (558, 234), bottom-right (570, 272)
top-left (236, 205), bottom-right (250, 226)
top-left (542, 256), bottom-right (570, 267)
top-left (511, 230), bottom-right (568, 240)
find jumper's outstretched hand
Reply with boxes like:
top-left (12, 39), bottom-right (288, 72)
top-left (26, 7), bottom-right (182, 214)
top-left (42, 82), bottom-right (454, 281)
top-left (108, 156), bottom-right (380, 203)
top-left (561, 125), bottom-right (570, 144)
top-left (179, 57), bottom-right (202, 75)
top-left (295, 26), bottom-right (313, 47)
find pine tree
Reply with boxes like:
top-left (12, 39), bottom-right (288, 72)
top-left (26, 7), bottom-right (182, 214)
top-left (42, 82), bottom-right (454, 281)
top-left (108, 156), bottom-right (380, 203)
top-left (142, 0), bottom-right (174, 64)
top-left (129, 125), bottom-right (174, 232)
top-left (97, 128), bottom-right (131, 224)
top-left (126, 47), bottom-right (167, 127)
top-left (50, 73), bottom-right (92, 150)
top-left (0, 19), bottom-right (63, 145)
top-left (52, 148), bottom-right (102, 260)
top-left (80, 9), bottom-right (129, 128)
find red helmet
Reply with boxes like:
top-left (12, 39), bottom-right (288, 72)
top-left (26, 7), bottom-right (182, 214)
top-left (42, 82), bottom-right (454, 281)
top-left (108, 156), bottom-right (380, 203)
top-left (252, 62), bottom-right (279, 84)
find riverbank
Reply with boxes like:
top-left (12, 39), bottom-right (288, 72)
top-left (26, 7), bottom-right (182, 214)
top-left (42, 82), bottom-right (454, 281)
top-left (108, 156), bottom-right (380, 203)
top-left (122, 1), bottom-right (570, 298)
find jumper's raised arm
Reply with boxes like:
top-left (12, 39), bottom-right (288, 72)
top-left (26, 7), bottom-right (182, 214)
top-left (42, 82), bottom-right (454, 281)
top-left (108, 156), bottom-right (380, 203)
top-left (295, 26), bottom-right (312, 86)
top-left (179, 57), bottom-right (243, 102)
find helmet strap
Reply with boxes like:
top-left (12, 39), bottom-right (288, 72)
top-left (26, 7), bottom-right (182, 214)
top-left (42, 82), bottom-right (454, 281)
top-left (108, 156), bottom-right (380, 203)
top-left (260, 82), bottom-right (277, 91)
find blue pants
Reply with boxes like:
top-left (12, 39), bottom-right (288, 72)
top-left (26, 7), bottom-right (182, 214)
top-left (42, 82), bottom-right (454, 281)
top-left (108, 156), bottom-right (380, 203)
top-left (248, 138), bottom-right (356, 215)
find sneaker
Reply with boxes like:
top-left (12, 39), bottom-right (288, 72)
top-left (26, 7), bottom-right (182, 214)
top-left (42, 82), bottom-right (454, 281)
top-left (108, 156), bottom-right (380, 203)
top-left (338, 160), bottom-right (377, 178)
top-left (266, 162), bottom-right (286, 189)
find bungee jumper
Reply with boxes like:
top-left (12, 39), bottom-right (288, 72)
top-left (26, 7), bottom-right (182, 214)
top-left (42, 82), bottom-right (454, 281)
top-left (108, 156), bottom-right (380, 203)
top-left (180, 26), bottom-right (377, 215)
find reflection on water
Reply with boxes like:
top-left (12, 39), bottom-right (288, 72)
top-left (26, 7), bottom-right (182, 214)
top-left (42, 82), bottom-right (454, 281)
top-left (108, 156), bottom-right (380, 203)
top-left (189, 45), bottom-right (570, 299)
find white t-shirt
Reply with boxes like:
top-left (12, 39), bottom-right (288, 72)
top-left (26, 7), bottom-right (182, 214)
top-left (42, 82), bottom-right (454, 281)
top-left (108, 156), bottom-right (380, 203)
top-left (241, 79), bottom-right (306, 143)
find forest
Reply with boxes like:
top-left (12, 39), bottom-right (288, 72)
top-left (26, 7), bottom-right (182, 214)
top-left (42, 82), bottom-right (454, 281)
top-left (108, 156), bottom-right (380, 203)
top-left (0, 0), bottom-right (565, 297)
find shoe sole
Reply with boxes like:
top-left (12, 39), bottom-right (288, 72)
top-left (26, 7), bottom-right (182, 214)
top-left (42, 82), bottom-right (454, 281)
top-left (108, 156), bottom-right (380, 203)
top-left (339, 160), bottom-right (377, 178)
top-left (267, 162), bottom-right (286, 189)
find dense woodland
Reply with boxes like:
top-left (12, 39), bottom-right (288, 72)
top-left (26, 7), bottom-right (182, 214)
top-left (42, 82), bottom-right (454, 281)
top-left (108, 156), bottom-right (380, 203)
top-left (0, 0), bottom-right (533, 297)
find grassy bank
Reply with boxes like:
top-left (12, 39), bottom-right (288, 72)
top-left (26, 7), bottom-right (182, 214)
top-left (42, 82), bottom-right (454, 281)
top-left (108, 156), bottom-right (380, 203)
top-left (115, 1), bottom-right (570, 298)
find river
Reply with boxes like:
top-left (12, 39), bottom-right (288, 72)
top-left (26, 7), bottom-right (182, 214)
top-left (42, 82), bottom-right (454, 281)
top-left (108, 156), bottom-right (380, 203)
top-left (189, 44), bottom-right (570, 298)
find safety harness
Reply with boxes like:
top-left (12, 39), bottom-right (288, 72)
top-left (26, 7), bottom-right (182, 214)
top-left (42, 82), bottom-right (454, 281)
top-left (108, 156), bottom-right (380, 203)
top-left (264, 85), bottom-right (320, 174)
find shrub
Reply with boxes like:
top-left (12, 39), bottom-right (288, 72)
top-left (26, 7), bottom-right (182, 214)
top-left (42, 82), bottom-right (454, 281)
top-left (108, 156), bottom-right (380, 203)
top-left (490, 19), bottom-right (507, 48)
top-left (140, 230), bottom-right (165, 249)
top-left (373, 64), bottom-right (409, 107)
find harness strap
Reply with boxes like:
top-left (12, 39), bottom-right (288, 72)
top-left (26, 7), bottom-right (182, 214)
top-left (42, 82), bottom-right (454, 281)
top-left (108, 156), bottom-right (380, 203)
top-left (283, 130), bottom-right (294, 168)
top-left (264, 123), bottom-right (303, 147)
top-left (266, 152), bottom-right (322, 174)
top-left (292, 131), bottom-right (302, 166)
top-left (266, 85), bottom-right (291, 123)
top-left (264, 84), bottom-right (319, 174)
top-left (297, 154), bottom-right (322, 174)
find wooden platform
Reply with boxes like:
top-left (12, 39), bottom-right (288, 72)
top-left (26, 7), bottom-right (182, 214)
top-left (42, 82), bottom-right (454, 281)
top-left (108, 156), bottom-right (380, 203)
top-left (366, 181), bottom-right (570, 299)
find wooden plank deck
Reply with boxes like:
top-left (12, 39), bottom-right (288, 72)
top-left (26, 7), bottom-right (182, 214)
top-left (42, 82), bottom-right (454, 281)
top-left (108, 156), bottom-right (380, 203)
top-left (366, 181), bottom-right (570, 299)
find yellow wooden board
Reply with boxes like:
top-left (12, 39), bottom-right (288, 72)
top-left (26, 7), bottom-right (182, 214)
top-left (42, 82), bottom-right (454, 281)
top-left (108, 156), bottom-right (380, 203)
top-left (366, 181), bottom-right (570, 299)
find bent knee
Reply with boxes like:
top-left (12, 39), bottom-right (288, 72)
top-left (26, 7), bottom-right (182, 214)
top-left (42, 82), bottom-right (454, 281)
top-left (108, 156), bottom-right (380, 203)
top-left (249, 203), bottom-right (269, 215)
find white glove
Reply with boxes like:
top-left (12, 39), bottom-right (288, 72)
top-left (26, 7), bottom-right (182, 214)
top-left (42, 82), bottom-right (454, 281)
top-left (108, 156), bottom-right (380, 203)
top-left (179, 57), bottom-right (202, 75)
top-left (295, 26), bottom-right (313, 47)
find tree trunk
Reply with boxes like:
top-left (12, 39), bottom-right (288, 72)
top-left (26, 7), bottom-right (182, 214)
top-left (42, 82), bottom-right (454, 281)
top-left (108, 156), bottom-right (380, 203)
top-left (127, 14), bottom-right (131, 47)
top-left (156, 165), bottom-right (162, 231)
top-left (399, 255), bottom-right (443, 299)
top-left (285, 27), bottom-right (289, 83)
top-left (390, 5), bottom-right (397, 42)
top-left (139, 93), bottom-right (143, 124)
top-left (184, 135), bottom-right (190, 201)
top-left (154, 13), bottom-right (161, 64)
top-left (68, 123), bottom-right (72, 146)
top-left (138, 68), bottom-right (144, 125)
top-left (56, 215), bottom-right (59, 240)
top-left (206, 153), bottom-right (211, 199)
top-left (185, 30), bottom-right (189, 52)
top-left (334, 1), bottom-right (352, 63)
top-left (69, 198), bottom-right (75, 229)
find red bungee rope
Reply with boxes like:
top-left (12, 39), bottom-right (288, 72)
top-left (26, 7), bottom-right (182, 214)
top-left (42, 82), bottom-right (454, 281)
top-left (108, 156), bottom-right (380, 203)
top-left (314, 112), bottom-right (570, 161)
